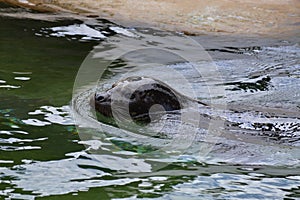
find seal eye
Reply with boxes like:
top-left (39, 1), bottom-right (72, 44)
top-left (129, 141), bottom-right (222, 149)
top-left (130, 94), bottom-right (136, 100)
top-left (96, 95), bottom-right (105, 102)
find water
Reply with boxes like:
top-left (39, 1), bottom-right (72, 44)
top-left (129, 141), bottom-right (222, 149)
top-left (0, 3), bottom-right (300, 200)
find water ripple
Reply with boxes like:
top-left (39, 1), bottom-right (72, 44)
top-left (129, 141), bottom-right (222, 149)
top-left (23, 105), bottom-right (74, 126)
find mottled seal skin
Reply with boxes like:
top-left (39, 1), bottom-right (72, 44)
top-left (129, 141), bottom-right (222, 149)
top-left (93, 76), bottom-right (206, 123)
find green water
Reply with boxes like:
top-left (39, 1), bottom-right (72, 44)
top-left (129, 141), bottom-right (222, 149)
top-left (1, 4), bottom-right (300, 200)
top-left (0, 17), bottom-right (95, 162)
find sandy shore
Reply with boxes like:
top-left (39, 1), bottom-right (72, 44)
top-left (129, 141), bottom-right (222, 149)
top-left (2, 0), bottom-right (300, 36)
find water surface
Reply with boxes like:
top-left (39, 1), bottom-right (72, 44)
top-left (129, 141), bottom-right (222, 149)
top-left (0, 3), bottom-right (299, 200)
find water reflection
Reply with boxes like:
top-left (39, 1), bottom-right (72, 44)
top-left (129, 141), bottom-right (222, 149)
top-left (0, 7), bottom-right (299, 199)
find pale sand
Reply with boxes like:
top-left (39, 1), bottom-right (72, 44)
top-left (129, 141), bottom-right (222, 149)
top-left (2, 0), bottom-right (300, 36)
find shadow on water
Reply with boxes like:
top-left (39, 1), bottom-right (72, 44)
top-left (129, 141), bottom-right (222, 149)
top-left (0, 2), bottom-right (300, 199)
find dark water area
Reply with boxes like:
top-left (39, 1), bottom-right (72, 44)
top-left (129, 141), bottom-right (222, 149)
top-left (0, 2), bottom-right (300, 200)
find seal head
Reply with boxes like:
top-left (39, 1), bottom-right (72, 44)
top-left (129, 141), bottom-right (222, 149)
top-left (94, 76), bottom-right (182, 123)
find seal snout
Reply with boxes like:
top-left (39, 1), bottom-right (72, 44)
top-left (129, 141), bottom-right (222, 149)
top-left (94, 92), bottom-right (113, 117)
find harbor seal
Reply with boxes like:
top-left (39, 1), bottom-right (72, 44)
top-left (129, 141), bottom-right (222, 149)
top-left (93, 76), bottom-right (207, 123)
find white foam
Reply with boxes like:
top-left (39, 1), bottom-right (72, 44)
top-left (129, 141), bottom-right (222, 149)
top-left (109, 27), bottom-right (137, 37)
top-left (25, 105), bottom-right (74, 126)
top-left (14, 77), bottom-right (31, 81)
top-left (0, 85), bottom-right (20, 89)
top-left (0, 160), bottom-right (14, 164)
top-left (22, 119), bottom-right (51, 126)
top-left (50, 24), bottom-right (106, 40)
